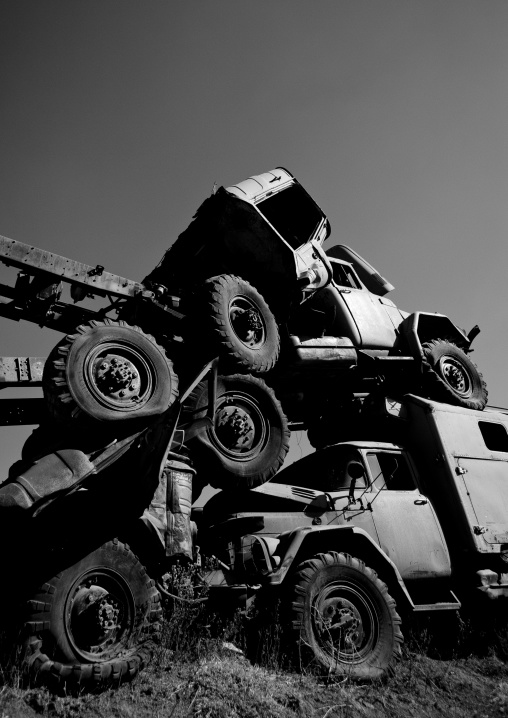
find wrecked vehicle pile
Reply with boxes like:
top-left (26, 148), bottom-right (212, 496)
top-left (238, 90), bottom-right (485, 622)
top-left (0, 168), bottom-right (491, 687)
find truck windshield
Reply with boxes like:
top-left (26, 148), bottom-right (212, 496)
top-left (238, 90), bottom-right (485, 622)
top-left (256, 184), bottom-right (324, 250)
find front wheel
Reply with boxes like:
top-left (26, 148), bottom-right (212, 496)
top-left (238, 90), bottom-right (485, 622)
top-left (22, 540), bottom-right (162, 688)
top-left (182, 374), bottom-right (290, 490)
top-left (290, 552), bottom-right (402, 680)
top-left (421, 338), bottom-right (487, 410)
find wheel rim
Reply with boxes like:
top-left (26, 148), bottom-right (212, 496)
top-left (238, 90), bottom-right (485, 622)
top-left (228, 296), bottom-right (266, 350)
top-left (64, 568), bottom-right (135, 662)
top-left (83, 341), bottom-right (154, 412)
top-left (312, 580), bottom-right (378, 664)
top-left (211, 391), bottom-right (268, 461)
top-left (438, 355), bottom-right (472, 398)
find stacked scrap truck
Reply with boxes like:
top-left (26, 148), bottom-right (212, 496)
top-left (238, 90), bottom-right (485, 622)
top-left (0, 168), bottom-right (493, 686)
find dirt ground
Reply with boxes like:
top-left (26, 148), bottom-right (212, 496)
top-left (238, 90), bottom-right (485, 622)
top-left (1, 648), bottom-right (507, 718)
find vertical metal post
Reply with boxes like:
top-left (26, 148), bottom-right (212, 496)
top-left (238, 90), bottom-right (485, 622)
top-left (207, 357), bottom-right (219, 422)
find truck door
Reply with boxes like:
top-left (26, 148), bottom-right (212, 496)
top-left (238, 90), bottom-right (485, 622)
top-left (329, 261), bottom-right (397, 348)
top-left (366, 450), bottom-right (451, 581)
top-left (454, 456), bottom-right (508, 545)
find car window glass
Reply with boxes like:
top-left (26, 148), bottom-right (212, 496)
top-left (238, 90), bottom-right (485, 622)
top-left (367, 452), bottom-right (415, 490)
top-left (331, 262), bottom-right (361, 289)
top-left (479, 421), bottom-right (508, 452)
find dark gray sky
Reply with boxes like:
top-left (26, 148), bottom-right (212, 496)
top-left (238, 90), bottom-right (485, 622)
top-left (1, 1), bottom-right (508, 480)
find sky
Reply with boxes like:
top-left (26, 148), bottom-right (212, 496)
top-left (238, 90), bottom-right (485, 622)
top-left (1, 1), bottom-right (508, 488)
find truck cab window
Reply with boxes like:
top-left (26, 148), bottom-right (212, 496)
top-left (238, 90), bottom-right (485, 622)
top-left (479, 421), bottom-right (508, 452)
top-left (367, 452), bottom-right (415, 491)
top-left (331, 262), bottom-right (361, 289)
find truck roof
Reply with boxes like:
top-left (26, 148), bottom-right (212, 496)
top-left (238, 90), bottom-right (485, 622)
top-left (373, 394), bottom-right (508, 424)
top-left (225, 167), bottom-right (294, 202)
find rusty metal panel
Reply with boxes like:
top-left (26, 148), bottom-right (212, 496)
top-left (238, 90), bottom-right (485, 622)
top-left (0, 357), bottom-right (45, 386)
top-left (0, 235), bottom-right (144, 298)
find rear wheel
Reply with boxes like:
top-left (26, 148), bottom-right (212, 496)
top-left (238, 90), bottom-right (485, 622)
top-left (421, 339), bottom-right (487, 410)
top-left (22, 540), bottom-right (161, 689)
top-left (43, 320), bottom-right (178, 423)
top-left (182, 374), bottom-right (289, 490)
top-left (290, 552), bottom-right (402, 680)
top-left (195, 275), bottom-right (280, 373)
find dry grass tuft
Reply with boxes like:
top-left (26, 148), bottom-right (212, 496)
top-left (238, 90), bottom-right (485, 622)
top-left (3, 567), bottom-right (508, 717)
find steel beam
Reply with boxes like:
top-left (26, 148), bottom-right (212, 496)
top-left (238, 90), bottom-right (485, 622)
top-left (0, 357), bottom-right (45, 387)
top-left (0, 234), bottom-right (144, 298)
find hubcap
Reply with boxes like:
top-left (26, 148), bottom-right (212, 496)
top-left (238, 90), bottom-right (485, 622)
top-left (84, 341), bottom-right (153, 411)
top-left (94, 354), bottom-right (141, 401)
top-left (313, 581), bottom-right (376, 662)
top-left (64, 570), bottom-right (134, 662)
top-left (215, 405), bottom-right (255, 451)
top-left (211, 392), bottom-right (267, 460)
top-left (439, 356), bottom-right (472, 397)
top-left (229, 296), bottom-right (266, 349)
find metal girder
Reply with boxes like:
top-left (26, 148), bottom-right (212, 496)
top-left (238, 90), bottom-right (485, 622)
top-left (0, 234), bottom-right (144, 299)
top-left (0, 357), bottom-right (45, 387)
top-left (0, 297), bottom-right (103, 333)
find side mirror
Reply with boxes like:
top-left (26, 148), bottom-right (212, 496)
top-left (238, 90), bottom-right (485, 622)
top-left (348, 461), bottom-right (366, 504)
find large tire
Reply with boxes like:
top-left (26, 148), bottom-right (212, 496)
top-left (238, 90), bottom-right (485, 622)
top-left (195, 274), bottom-right (280, 373)
top-left (421, 338), bottom-right (487, 410)
top-left (43, 319), bottom-right (178, 423)
top-left (182, 374), bottom-right (289, 490)
top-left (290, 552), bottom-right (402, 680)
top-left (22, 540), bottom-right (161, 689)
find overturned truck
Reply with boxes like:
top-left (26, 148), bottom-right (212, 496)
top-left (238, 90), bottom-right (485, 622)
top-left (0, 167), bottom-right (488, 686)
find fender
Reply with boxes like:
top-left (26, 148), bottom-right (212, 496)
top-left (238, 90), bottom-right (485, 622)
top-left (399, 312), bottom-right (470, 359)
top-left (268, 523), bottom-right (415, 611)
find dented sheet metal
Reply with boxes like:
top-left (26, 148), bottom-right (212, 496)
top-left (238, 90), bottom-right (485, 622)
top-left (143, 455), bottom-right (196, 561)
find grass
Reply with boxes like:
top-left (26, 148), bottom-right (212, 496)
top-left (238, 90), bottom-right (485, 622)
top-left (3, 572), bottom-right (508, 718)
